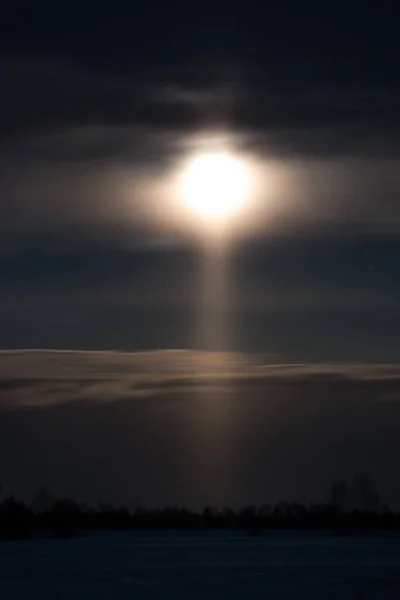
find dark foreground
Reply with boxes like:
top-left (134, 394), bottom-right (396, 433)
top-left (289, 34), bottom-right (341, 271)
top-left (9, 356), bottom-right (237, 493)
top-left (2, 531), bottom-right (400, 599)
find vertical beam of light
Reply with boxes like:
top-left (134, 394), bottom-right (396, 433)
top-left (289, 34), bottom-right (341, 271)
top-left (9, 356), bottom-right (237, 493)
top-left (189, 238), bottom-right (235, 505)
top-left (197, 242), bottom-right (229, 356)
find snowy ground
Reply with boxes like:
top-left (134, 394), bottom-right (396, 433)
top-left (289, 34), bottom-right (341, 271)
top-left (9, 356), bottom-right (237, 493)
top-left (2, 531), bottom-right (400, 599)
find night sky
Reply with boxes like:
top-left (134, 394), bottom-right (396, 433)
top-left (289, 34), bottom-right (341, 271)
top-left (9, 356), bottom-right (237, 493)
top-left (1, 3), bottom-right (400, 507)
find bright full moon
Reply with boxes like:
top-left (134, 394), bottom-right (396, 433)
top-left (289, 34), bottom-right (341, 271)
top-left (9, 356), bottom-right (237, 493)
top-left (181, 152), bottom-right (251, 221)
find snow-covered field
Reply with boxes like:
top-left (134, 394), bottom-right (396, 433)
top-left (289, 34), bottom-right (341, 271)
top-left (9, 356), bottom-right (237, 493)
top-left (2, 531), bottom-right (400, 599)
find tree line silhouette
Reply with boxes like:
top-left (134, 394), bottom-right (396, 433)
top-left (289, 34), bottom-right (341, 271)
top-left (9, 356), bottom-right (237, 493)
top-left (0, 474), bottom-right (398, 540)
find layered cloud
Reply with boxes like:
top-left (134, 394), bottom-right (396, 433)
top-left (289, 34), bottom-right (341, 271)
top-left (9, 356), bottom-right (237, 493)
top-left (1, 349), bottom-right (400, 408)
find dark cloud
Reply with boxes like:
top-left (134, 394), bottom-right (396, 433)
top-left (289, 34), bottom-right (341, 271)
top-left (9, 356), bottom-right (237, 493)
top-left (2, 56), bottom-right (400, 159)
top-left (0, 48), bottom-right (400, 250)
top-left (0, 58), bottom-right (220, 140)
top-left (1, 1), bottom-right (399, 160)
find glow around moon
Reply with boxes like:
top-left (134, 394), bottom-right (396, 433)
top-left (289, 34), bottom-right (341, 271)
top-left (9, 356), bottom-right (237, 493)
top-left (180, 152), bottom-right (251, 222)
top-left (131, 134), bottom-right (292, 240)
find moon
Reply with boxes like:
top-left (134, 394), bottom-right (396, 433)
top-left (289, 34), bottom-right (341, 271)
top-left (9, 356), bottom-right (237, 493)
top-left (181, 152), bottom-right (251, 221)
